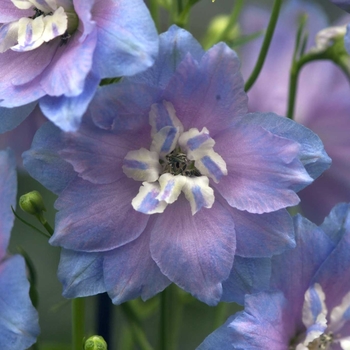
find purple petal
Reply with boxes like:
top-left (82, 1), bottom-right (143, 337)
top-left (221, 256), bottom-right (271, 305)
top-left (0, 102), bottom-right (36, 133)
top-left (0, 255), bottom-right (40, 350)
top-left (0, 148), bottom-right (16, 259)
top-left (163, 43), bottom-right (248, 135)
top-left (128, 25), bottom-right (204, 89)
top-left (270, 215), bottom-right (335, 329)
top-left (346, 24), bottom-right (350, 53)
top-left (150, 196), bottom-right (236, 306)
top-left (58, 249), bottom-right (106, 298)
top-left (103, 219), bottom-right (171, 304)
top-left (214, 123), bottom-right (311, 214)
top-left (59, 119), bottom-right (138, 185)
top-left (89, 81), bottom-right (159, 131)
top-left (229, 206), bottom-right (295, 258)
top-left (23, 122), bottom-right (76, 195)
top-left (39, 70), bottom-right (100, 132)
top-left (198, 292), bottom-right (291, 350)
top-left (51, 176), bottom-right (149, 252)
top-left (92, 0), bottom-right (158, 78)
top-left (0, 0), bottom-right (32, 22)
top-left (39, 30), bottom-right (97, 97)
top-left (331, 0), bottom-right (350, 12)
top-left (241, 113), bottom-right (331, 182)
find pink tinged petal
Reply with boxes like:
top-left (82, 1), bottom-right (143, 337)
top-left (150, 197), bottom-right (236, 305)
top-left (150, 126), bottom-right (180, 159)
top-left (59, 120), bottom-right (132, 185)
top-left (0, 149), bottom-right (16, 259)
top-left (149, 101), bottom-right (184, 136)
top-left (132, 182), bottom-right (167, 214)
top-left (123, 148), bottom-right (161, 182)
top-left (229, 206), bottom-right (295, 258)
top-left (0, 22), bottom-right (19, 53)
top-left (329, 291), bottom-right (350, 333)
top-left (51, 177), bottom-right (150, 252)
top-left (215, 123), bottom-right (312, 214)
top-left (58, 249), bottom-right (106, 298)
top-left (12, 16), bottom-right (45, 52)
top-left (41, 7), bottom-right (67, 42)
top-left (157, 174), bottom-right (186, 204)
top-left (104, 221), bottom-right (171, 304)
top-left (163, 43), bottom-right (248, 135)
top-left (301, 284), bottom-right (328, 346)
top-left (182, 176), bottom-right (214, 215)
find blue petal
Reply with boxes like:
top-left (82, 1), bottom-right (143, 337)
top-left (128, 25), bottom-right (204, 89)
top-left (0, 148), bottom-right (16, 259)
top-left (58, 249), bottom-right (106, 298)
top-left (0, 103), bottom-right (37, 133)
top-left (92, 0), bottom-right (158, 78)
top-left (198, 292), bottom-right (290, 350)
top-left (241, 112), bottom-right (331, 182)
top-left (346, 23), bottom-right (350, 54)
top-left (221, 256), bottom-right (271, 305)
top-left (0, 255), bottom-right (40, 350)
top-left (103, 221), bottom-right (171, 304)
top-left (22, 122), bottom-right (76, 195)
top-left (39, 71), bottom-right (100, 132)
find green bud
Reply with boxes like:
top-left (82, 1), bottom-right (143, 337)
top-left (84, 336), bottom-right (107, 350)
top-left (19, 191), bottom-right (46, 216)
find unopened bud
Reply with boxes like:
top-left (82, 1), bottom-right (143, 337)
top-left (310, 25), bottom-right (347, 54)
top-left (19, 191), bottom-right (46, 217)
top-left (84, 335), bottom-right (107, 350)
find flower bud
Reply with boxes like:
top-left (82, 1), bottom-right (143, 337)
top-left (84, 335), bottom-right (107, 350)
top-left (19, 191), bottom-right (46, 217)
top-left (310, 25), bottom-right (347, 54)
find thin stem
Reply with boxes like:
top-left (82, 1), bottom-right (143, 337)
top-left (160, 285), bottom-right (178, 350)
top-left (11, 206), bottom-right (51, 239)
top-left (244, 0), bottom-right (283, 92)
top-left (72, 298), bottom-right (85, 350)
top-left (120, 303), bottom-right (154, 350)
top-left (149, 0), bottom-right (160, 32)
top-left (286, 61), bottom-right (299, 120)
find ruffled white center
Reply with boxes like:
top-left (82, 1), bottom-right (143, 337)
top-left (293, 283), bottom-right (350, 350)
top-left (0, 0), bottom-right (77, 52)
top-left (122, 101), bottom-right (228, 215)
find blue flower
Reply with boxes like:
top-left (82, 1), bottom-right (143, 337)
top-left (198, 203), bottom-right (350, 349)
top-left (24, 26), bottom-right (330, 306)
top-left (0, 148), bottom-right (40, 349)
top-left (0, 0), bottom-right (158, 132)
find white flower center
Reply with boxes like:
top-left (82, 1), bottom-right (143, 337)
top-left (122, 101), bottom-right (228, 215)
top-left (0, 0), bottom-right (78, 53)
top-left (291, 283), bottom-right (350, 350)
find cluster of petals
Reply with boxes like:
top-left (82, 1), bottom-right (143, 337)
top-left (240, 0), bottom-right (350, 223)
top-left (0, 148), bottom-right (39, 349)
top-left (198, 203), bottom-right (350, 350)
top-left (0, 0), bottom-right (158, 132)
top-left (24, 25), bottom-right (330, 306)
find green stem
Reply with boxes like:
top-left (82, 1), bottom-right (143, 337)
top-left (160, 285), bottom-right (179, 350)
top-left (120, 303), bottom-right (154, 350)
top-left (149, 0), bottom-right (160, 32)
top-left (72, 298), bottom-right (85, 350)
top-left (244, 0), bottom-right (283, 92)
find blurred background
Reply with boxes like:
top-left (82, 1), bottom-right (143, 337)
top-left (3, 0), bottom-right (348, 349)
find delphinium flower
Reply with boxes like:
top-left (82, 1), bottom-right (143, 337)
top-left (198, 202), bottom-right (350, 350)
top-left (240, 0), bottom-right (350, 224)
top-left (0, 148), bottom-right (40, 349)
top-left (0, 0), bottom-right (158, 132)
top-left (24, 25), bottom-right (330, 306)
